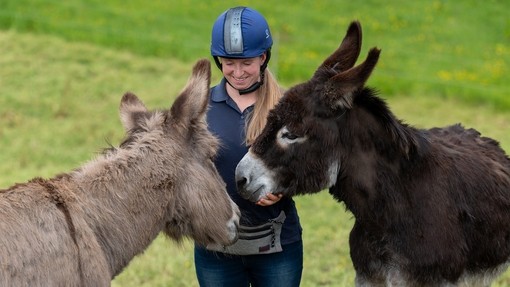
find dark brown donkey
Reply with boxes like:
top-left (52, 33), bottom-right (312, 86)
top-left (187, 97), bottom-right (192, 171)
top-left (0, 59), bottom-right (240, 286)
top-left (236, 21), bottom-right (510, 286)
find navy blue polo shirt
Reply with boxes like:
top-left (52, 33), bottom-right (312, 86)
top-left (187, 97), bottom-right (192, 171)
top-left (207, 78), bottom-right (302, 245)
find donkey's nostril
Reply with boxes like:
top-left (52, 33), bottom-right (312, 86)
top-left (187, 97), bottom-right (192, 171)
top-left (236, 177), bottom-right (247, 191)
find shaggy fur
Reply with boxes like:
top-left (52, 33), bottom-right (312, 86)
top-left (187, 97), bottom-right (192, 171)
top-left (0, 59), bottom-right (240, 286)
top-left (235, 21), bottom-right (510, 286)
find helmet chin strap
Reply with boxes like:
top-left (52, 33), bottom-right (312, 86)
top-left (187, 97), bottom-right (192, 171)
top-left (238, 82), bottom-right (261, 95)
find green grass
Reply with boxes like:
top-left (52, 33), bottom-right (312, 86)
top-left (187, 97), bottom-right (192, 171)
top-left (0, 0), bottom-right (508, 108)
top-left (1, 0), bottom-right (509, 286)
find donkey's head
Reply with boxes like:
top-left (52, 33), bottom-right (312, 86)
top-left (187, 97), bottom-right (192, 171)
top-left (119, 59), bottom-right (239, 246)
top-left (235, 21), bottom-right (381, 202)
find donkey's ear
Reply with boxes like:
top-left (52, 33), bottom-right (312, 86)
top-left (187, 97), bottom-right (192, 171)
top-left (119, 92), bottom-right (148, 131)
top-left (321, 48), bottom-right (381, 110)
top-left (170, 59), bottom-right (211, 124)
top-left (313, 20), bottom-right (363, 81)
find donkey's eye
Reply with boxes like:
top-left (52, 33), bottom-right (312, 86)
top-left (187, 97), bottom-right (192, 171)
top-left (277, 126), bottom-right (307, 147)
top-left (282, 132), bottom-right (298, 140)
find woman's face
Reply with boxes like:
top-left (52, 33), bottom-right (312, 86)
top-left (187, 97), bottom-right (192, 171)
top-left (220, 54), bottom-right (266, 91)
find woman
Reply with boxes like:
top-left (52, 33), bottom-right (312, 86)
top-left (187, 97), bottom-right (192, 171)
top-left (194, 6), bottom-right (303, 287)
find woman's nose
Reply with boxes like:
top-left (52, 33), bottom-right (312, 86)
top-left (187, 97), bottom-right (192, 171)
top-left (233, 66), bottom-right (244, 76)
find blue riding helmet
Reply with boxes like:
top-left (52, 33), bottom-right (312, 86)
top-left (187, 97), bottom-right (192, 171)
top-left (211, 7), bottom-right (273, 94)
top-left (211, 6), bottom-right (272, 59)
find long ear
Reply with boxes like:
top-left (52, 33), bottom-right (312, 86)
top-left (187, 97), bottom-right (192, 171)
top-left (313, 20), bottom-right (363, 80)
top-left (322, 48), bottom-right (381, 110)
top-left (170, 59), bottom-right (211, 124)
top-left (119, 92), bottom-right (148, 131)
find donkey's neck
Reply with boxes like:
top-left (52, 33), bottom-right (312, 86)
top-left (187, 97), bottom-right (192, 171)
top-left (72, 149), bottom-right (174, 276)
top-left (331, 114), bottom-right (428, 223)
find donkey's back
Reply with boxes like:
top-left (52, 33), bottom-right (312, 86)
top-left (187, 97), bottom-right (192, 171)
top-left (0, 176), bottom-right (111, 285)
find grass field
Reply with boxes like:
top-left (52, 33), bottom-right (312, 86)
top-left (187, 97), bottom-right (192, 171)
top-left (1, 0), bottom-right (508, 108)
top-left (1, 1), bottom-right (509, 286)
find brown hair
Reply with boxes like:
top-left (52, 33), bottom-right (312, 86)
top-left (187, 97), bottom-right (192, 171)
top-left (245, 68), bottom-right (283, 146)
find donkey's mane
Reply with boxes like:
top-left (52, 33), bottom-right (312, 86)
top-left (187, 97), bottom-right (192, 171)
top-left (351, 87), bottom-right (427, 159)
top-left (1, 110), bottom-right (167, 195)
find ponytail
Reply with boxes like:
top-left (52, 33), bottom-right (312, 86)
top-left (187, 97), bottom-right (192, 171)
top-left (245, 69), bottom-right (283, 146)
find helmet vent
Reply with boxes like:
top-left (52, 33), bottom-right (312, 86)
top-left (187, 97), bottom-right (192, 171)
top-left (223, 7), bottom-right (245, 54)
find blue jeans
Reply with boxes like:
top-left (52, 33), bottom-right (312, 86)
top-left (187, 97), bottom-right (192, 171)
top-left (194, 240), bottom-right (303, 287)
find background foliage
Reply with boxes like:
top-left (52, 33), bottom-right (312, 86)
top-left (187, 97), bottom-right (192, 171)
top-left (0, 0), bottom-right (508, 286)
top-left (1, 0), bottom-right (509, 108)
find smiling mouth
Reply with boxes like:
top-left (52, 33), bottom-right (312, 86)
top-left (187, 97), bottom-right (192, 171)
top-left (232, 79), bottom-right (248, 86)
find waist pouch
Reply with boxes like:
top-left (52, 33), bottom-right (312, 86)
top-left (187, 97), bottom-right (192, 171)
top-left (207, 210), bottom-right (286, 255)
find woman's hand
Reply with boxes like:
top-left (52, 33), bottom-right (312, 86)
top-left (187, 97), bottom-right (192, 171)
top-left (256, 193), bottom-right (283, 206)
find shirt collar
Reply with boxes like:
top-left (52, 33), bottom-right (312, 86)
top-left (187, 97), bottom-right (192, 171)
top-left (211, 78), bottom-right (255, 114)
top-left (211, 78), bottom-right (229, 103)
